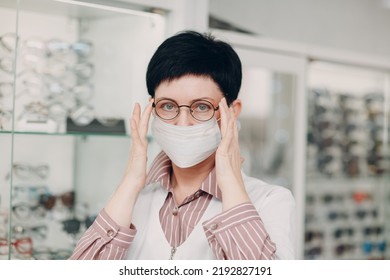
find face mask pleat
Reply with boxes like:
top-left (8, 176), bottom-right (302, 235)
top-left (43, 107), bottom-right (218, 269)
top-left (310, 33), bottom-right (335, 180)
top-left (151, 117), bottom-right (222, 168)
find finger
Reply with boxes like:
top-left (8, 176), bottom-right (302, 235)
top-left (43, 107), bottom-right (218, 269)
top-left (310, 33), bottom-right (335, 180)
top-left (131, 103), bottom-right (141, 142)
top-left (139, 99), bottom-right (154, 136)
top-left (229, 106), bottom-right (239, 141)
top-left (219, 98), bottom-right (230, 136)
top-left (130, 117), bottom-right (141, 144)
top-left (219, 102), bottom-right (234, 151)
top-left (132, 102), bottom-right (141, 126)
top-left (226, 109), bottom-right (235, 143)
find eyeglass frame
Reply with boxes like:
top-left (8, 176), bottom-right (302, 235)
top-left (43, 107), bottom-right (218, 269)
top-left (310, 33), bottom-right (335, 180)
top-left (0, 237), bottom-right (33, 255)
top-left (152, 98), bottom-right (220, 122)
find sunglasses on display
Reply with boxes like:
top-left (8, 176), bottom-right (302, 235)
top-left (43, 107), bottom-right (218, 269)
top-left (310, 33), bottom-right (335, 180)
top-left (362, 241), bottom-right (387, 254)
top-left (39, 191), bottom-right (75, 211)
top-left (305, 246), bottom-right (322, 257)
top-left (355, 209), bottom-right (378, 220)
top-left (305, 230), bottom-right (324, 242)
top-left (328, 211), bottom-right (349, 221)
top-left (351, 191), bottom-right (372, 204)
top-left (62, 215), bottom-right (96, 235)
top-left (333, 227), bottom-right (354, 239)
top-left (321, 193), bottom-right (344, 204)
top-left (362, 225), bottom-right (383, 236)
top-left (334, 243), bottom-right (355, 256)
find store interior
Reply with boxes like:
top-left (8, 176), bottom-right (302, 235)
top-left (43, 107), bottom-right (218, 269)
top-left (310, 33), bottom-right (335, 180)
top-left (0, 0), bottom-right (389, 260)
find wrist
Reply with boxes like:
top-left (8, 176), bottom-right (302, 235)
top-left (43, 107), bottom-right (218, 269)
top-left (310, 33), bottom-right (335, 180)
top-left (219, 179), bottom-right (250, 211)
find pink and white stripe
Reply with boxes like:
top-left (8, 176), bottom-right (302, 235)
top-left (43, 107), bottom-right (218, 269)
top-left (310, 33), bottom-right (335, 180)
top-left (69, 152), bottom-right (276, 260)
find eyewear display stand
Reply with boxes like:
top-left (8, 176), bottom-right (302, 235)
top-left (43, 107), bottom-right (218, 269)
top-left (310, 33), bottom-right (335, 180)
top-left (66, 118), bottom-right (126, 135)
top-left (304, 61), bottom-right (390, 260)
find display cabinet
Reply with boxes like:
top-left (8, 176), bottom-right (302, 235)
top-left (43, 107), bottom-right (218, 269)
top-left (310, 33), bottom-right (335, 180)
top-left (0, 0), bottom-right (166, 260)
top-left (212, 28), bottom-right (390, 260)
top-left (304, 61), bottom-right (390, 259)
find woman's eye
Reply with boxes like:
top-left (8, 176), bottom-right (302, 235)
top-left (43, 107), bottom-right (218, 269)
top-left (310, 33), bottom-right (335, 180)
top-left (161, 103), bottom-right (176, 111)
top-left (194, 103), bottom-right (211, 112)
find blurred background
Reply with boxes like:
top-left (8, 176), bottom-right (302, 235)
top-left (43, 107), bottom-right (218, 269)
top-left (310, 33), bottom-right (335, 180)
top-left (0, 0), bottom-right (389, 260)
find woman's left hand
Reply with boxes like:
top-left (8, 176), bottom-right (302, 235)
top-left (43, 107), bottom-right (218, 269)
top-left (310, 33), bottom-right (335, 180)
top-left (216, 98), bottom-right (250, 211)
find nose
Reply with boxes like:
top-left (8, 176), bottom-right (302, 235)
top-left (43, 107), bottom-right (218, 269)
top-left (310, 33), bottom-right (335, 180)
top-left (174, 106), bottom-right (194, 126)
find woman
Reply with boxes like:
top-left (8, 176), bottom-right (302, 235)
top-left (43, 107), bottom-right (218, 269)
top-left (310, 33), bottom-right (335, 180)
top-left (70, 30), bottom-right (296, 260)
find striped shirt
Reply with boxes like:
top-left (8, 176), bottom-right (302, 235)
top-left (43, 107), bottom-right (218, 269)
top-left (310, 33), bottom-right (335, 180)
top-left (70, 152), bottom-right (276, 260)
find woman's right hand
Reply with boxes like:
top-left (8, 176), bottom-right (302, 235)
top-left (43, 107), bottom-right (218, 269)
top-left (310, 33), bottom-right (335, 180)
top-left (123, 99), bottom-right (154, 193)
top-left (105, 99), bottom-right (154, 227)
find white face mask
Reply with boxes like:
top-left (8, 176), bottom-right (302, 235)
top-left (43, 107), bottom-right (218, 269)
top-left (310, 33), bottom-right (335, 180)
top-left (151, 117), bottom-right (222, 168)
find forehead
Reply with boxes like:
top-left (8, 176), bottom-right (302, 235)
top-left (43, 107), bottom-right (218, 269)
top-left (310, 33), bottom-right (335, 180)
top-left (154, 75), bottom-right (223, 102)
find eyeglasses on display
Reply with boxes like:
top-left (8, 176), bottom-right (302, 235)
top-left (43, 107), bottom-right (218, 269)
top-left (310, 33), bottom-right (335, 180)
top-left (0, 237), bottom-right (33, 256)
top-left (12, 224), bottom-right (48, 239)
top-left (32, 247), bottom-right (73, 260)
top-left (12, 203), bottom-right (46, 219)
top-left (46, 39), bottom-right (93, 58)
top-left (0, 81), bottom-right (13, 98)
top-left (8, 163), bottom-right (49, 180)
top-left (11, 185), bottom-right (48, 202)
top-left (0, 57), bottom-right (15, 73)
top-left (0, 33), bottom-right (18, 53)
top-left (153, 98), bottom-right (219, 121)
top-left (0, 108), bottom-right (12, 130)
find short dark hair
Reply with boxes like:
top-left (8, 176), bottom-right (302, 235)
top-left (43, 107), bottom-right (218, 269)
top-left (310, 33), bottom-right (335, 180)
top-left (146, 30), bottom-right (242, 105)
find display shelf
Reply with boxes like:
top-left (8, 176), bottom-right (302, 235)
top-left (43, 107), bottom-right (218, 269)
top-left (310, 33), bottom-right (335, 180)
top-left (0, 130), bottom-right (130, 138)
top-left (0, 0), bottom-right (166, 260)
top-left (304, 61), bottom-right (390, 260)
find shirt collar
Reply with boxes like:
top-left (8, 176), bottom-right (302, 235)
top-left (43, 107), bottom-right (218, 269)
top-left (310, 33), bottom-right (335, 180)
top-left (146, 151), bottom-right (222, 200)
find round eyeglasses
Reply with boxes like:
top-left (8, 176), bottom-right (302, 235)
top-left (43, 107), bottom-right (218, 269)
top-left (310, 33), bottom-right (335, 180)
top-left (153, 98), bottom-right (219, 122)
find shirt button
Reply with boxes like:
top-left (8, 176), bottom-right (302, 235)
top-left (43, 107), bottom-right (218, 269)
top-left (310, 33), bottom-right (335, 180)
top-left (195, 191), bottom-right (202, 198)
top-left (107, 229), bottom-right (115, 237)
top-left (209, 223), bottom-right (218, 230)
top-left (172, 207), bottom-right (179, 216)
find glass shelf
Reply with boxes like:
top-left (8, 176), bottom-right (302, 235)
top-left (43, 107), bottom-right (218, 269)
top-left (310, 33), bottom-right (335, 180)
top-left (0, 130), bottom-right (129, 138)
top-left (0, 0), bottom-right (165, 260)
